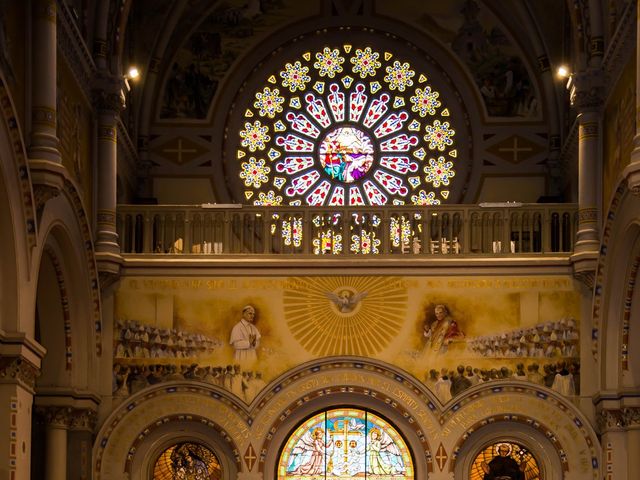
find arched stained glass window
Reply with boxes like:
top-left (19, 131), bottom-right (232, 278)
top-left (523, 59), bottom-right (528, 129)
top-left (152, 442), bottom-right (222, 480)
top-left (278, 408), bottom-right (414, 479)
top-left (236, 44), bottom-right (457, 207)
top-left (470, 442), bottom-right (541, 480)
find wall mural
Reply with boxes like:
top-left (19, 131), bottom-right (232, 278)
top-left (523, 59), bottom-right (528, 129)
top-left (113, 275), bottom-right (580, 406)
top-left (377, 0), bottom-right (540, 119)
top-left (159, 0), bottom-right (318, 120)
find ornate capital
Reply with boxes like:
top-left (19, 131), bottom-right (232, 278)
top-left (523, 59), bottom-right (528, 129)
top-left (0, 356), bottom-right (40, 392)
top-left (598, 408), bottom-right (640, 431)
top-left (36, 406), bottom-right (73, 428)
top-left (92, 89), bottom-right (125, 113)
top-left (569, 69), bottom-right (604, 111)
top-left (69, 408), bottom-right (98, 431)
top-left (623, 407), bottom-right (640, 427)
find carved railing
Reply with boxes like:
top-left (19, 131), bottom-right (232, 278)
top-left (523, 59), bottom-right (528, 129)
top-left (116, 203), bottom-right (577, 256)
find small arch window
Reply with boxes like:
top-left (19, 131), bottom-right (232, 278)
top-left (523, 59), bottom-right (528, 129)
top-left (152, 442), bottom-right (222, 480)
top-left (470, 441), bottom-right (541, 480)
top-left (278, 407), bottom-right (414, 479)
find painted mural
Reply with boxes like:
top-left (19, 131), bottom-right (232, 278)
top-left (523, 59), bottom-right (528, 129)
top-left (159, 0), bottom-right (319, 119)
top-left (113, 275), bottom-right (580, 406)
top-left (376, 0), bottom-right (539, 118)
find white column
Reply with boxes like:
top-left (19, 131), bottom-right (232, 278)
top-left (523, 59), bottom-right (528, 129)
top-left (28, 0), bottom-right (61, 162)
top-left (568, 70), bottom-right (603, 283)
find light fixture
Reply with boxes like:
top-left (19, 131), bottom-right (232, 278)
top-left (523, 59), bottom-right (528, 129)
top-left (126, 66), bottom-right (140, 80)
top-left (123, 66), bottom-right (141, 92)
top-left (556, 65), bottom-right (570, 79)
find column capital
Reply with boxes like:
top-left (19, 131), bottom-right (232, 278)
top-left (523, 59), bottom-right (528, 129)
top-left (569, 69), bottom-right (604, 112)
top-left (35, 405), bottom-right (74, 429)
top-left (0, 356), bottom-right (40, 393)
top-left (597, 407), bottom-right (640, 432)
top-left (92, 74), bottom-right (126, 114)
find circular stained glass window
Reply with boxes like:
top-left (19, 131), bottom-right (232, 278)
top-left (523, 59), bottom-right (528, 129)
top-left (234, 43), bottom-right (458, 207)
top-left (318, 126), bottom-right (375, 184)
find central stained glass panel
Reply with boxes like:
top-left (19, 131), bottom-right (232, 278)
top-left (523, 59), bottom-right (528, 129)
top-left (319, 126), bottom-right (375, 183)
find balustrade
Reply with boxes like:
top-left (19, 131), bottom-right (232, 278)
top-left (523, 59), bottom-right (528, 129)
top-left (116, 203), bottom-right (577, 256)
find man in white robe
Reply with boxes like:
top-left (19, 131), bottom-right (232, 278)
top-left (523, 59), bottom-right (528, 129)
top-left (229, 305), bottom-right (261, 365)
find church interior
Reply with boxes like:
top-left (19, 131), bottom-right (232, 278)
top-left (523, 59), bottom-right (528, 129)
top-left (1, 0), bottom-right (640, 479)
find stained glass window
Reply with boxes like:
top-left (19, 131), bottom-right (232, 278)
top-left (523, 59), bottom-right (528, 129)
top-left (152, 442), bottom-right (222, 480)
top-left (236, 45), bottom-right (457, 206)
top-left (278, 408), bottom-right (414, 479)
top-left (470, 442), bottom-right (541, 480)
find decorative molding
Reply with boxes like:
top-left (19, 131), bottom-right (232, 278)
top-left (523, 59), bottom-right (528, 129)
top-left (122, 414), bottom-right (242, 475)
top-left (62, 178), bottom-right (102, 356)
top-left (591, 184), bottom-right (627, 358)
top-left (33, 184), bottom-right (60, 221)
top-left (0, 356), bottom-right (40, 392)
top-left (43, 245), bottom-right (73, 369)
top-left (578, 207), bottom-right (598, 223)
top-left (602, 0), bottom-right (636, 94)
top-left (621, 253), bottom-right (640, 369)
top-left (56, 0), bottom-right (96, 102)
top-left (573, 270), bottom-right (595, 289)
top-left (448, 414), bottom-right (570, 473)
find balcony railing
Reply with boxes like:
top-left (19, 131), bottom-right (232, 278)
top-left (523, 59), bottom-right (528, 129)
top-left (116, 203), bottom-right (577, 257)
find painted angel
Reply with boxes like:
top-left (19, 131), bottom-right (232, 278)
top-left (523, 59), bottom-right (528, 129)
top-left (287, 428), bottom-right (333, 475)
top-left (367, 428), bottom-right (405, 475)
top-left (325, 290), bottom-right (368, 313)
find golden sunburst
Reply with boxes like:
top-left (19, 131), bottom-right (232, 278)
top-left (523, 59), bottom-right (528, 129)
top-left (284, 276), bottom-right (408, 356)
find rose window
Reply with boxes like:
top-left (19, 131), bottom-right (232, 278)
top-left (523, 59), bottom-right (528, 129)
top-left (235, 44), bottom-right (457, 207)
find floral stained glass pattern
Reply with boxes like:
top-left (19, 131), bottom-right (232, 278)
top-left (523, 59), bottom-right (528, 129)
top-left (235, 44), bottom-right (458, 206)
top-left (153, 442), bottom-right (222, 480)
top-left (278, 408), bottom-right (414, 479)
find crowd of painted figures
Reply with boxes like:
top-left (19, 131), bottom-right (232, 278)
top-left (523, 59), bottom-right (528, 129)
top-left (112, 362), bottom-right (267, 404)
top-left (467, 318), bottom-right (579, 358)
top-left (426, 359), bottom-right (580, 405)
top-left (114, 320), bottom-right (223, 360)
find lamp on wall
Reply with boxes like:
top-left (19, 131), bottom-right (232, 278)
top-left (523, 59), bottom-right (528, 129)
top-left (123, 66), bottom-right (141, 91)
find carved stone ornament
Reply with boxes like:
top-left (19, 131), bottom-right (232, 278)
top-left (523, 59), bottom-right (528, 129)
top-left (623, 407), bottom-right (640, 427)
top-left (69, 408), bottom-right (98, 431)
top-left (92, 86), bottom-right (125, 113)
top-left (34, 184), bottom-right (61, 220)
top-left (569, 69), bottom-right (604, 111)
top-left (598, 408), bottom-right (640, 431)
top-left (0, 356), bottom-right (40, 392)
top-left (35, 406), bottom-right (73, 428)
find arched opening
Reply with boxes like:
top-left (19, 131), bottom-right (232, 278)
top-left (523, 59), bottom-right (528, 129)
top-left (470, 441), bottom-right (541, 480)
top-left (152, 442), bottom-right (222, 480)
top-left (277, 407), bottom-right (414, 479)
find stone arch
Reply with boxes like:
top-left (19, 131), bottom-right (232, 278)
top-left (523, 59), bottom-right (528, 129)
top-left (35, 186), bottom-right (101, 391)
top-left (254, 358), bottom-right (439, 477)
top-left (450, 415), bottom-right (567, 479)
top-left (126, 414), bottom-right (240, 480)
top-left (93, 382), bottom-right (248, 480)
top-left (0, 75), bottom-right (37, 334)
top-left (439, 381), bottom-right (600, 480)
top-left (593, 184), bottom-right (640, 390)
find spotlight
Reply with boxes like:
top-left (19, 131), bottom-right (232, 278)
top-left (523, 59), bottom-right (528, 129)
top-left (556, 66), bottom-right (570, 79)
